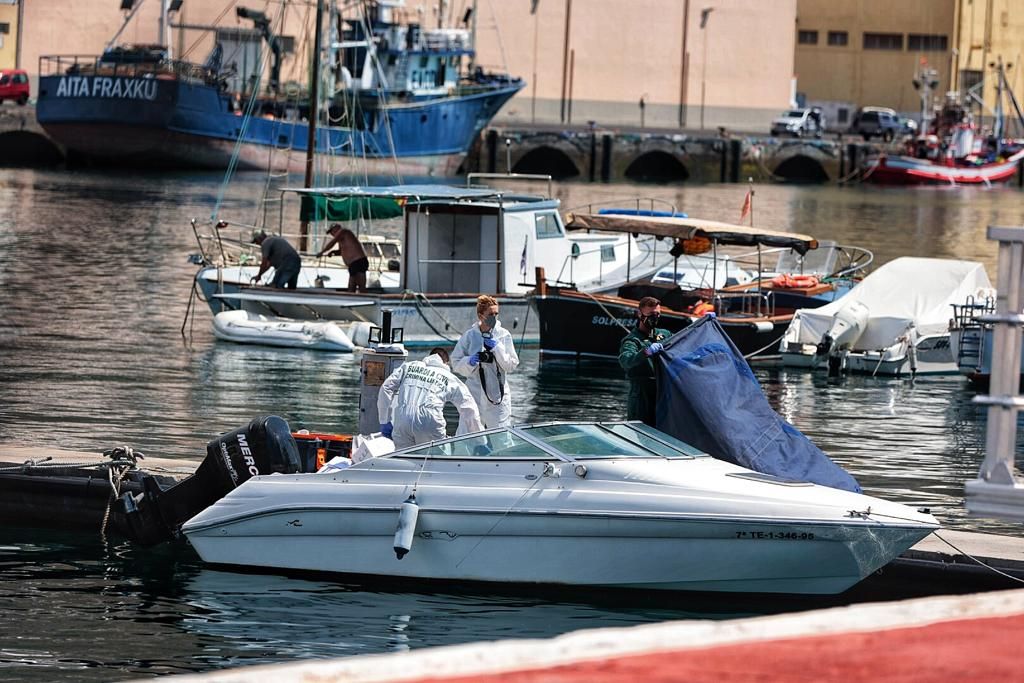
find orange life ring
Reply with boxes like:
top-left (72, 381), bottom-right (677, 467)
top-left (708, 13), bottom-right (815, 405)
top-left (770, 273), bottom-right (820, 289)
top-left (691, 301), bottom-right (716, 316)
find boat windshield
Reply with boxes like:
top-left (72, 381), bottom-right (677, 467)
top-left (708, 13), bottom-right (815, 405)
top-left (402, 431), bottom-right (547, 458)
top-left (521, 423), bottom-right (701, 459)
top-left (604, 423), bottom-right (706, 458)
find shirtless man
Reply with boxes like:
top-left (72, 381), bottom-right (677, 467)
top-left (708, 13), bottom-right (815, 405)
top-left (316, 223), bottom-right (369, 292)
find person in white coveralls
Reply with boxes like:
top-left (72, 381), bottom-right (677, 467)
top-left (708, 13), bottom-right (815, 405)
top-left (450, 295), bottom-right (520, 429)
top-left (377, 347), bottom-right (483, 449)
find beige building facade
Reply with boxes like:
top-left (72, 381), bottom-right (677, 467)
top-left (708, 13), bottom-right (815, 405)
top-left (0, 0), bottom-right (20, 70)
top-left (795, 0), bottom-right (1024, 125)
top-left (472, 0), bottom-right (798, 130)
top-left (17, 0), bottom-right (797, 132)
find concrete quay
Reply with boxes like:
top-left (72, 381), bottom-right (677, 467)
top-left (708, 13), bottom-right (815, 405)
top-left (470, 122), bottom-right (891, 185)
top-left (148, 588), bottom-right (1024, 683)
top-left (0, 103), bottom-right (64, 166)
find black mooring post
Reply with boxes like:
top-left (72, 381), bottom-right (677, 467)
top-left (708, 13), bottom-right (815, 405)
top-left (486, 129), bottom-right (498, 174)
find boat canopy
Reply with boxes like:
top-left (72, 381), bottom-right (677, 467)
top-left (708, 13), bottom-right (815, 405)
top-left (284, 184), bottom-right (508, 201)
top-left (565, 213), bottom-right (818, 254)
top-left (788, 257), bottom-right (993, 349)
top-left (289, 184), bottom-right (531, 222)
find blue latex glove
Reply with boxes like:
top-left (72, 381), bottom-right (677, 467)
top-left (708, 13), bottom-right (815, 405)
top-left (473, 443), bottom-right (492, 456)
top-left (380, 422), bottom-right (393, 438)
top-left (468, 352), bottom-right (481, 367)
top-left (644, 342), bottom-right (664, 357)
top-left (482, 337), bottom-right (497, 350)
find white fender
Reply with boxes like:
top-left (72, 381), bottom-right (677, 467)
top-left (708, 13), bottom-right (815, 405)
top-left (393, 494), bottom-right (419, 559)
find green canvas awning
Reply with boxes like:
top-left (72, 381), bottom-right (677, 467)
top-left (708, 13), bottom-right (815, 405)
top-left (299, 195), bottom-right (404, 222)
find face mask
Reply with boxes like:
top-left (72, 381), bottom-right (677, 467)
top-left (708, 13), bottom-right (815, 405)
top-left (641, 313), bottom-right (660, 328)
top-left (483, 314), bottom-right (498, 328)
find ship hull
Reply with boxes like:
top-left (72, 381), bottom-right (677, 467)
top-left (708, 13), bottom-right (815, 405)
top-left (36, 74), bottom-right (522, 174)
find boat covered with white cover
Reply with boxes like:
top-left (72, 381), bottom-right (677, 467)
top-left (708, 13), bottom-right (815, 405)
top-left (213, 310), bottom-right (356, 351)
top-left (780, 257), bottom-right (992, 376)
top-left (182, 421), bottom-right (938, 594)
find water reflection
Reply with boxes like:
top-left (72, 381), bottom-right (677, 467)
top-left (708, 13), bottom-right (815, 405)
top-left (2, 168), bottom-right (1024, 681)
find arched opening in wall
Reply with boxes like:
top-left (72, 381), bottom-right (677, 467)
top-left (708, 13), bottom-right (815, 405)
top-left (0, 131), bottom-right (64, 167)
top-left (511, 147), bottom-right (579, 180)
top-left (772, 156), bottom-right (829, 183)
top-left (624, 152), bottom-right (689, 183)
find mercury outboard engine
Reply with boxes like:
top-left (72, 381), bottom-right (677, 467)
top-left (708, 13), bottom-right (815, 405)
top-left (114, 416), bottom-right (301, 545)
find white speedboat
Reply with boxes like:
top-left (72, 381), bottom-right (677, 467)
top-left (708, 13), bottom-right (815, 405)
top-left (213, 310), bottom-right (357, 352)
top-left (780, 257), bottom-right (993, 376)
top-left (182, 421), bottom-right (938, 595)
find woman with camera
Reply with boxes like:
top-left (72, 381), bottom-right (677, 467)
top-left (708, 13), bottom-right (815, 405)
top-left (451, 295), bottom-right (520, 429)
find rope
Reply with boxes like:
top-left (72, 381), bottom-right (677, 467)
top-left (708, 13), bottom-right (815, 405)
top-left (578, 291), bottom-right (633, 334)
top-left (743, 331), bottom-right (787, 360)
top-left (99, 462), bottom-right (131, 540)
top-left (409, 292), bottom-right (459, 343)
top-left (930, 530), bottom-right (1024, 585)
top-left (455, 469), bottom-right (546, 568)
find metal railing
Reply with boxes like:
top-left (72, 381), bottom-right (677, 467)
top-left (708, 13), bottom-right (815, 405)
top-left (39, 54), bottom-right (217, 86)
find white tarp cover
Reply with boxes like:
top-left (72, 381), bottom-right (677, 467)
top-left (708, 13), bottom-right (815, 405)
top-left (789, 257), bottom-right (992, 350)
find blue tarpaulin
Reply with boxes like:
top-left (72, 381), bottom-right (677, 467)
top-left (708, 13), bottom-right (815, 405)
top-left (654, 316), bottom-right (861, 492)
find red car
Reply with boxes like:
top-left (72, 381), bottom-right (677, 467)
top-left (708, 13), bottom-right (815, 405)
top-left (0, 69), bottom-right (30, 105)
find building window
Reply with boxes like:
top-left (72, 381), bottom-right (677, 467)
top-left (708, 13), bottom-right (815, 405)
top-left (0, 23), bottom-right (9, 35)
top-left (960, 69), bottom-right (983, 93)
top-left (827, 31), bottom-right (848, 46)
top-left (863, 33), bottom-right (903, 50)
top-left (837, 108), bottom-right (849, 124)
top-left (798, 30), bottom-right (818, 45)
top-left (907, 34), bottom-right (948, 51)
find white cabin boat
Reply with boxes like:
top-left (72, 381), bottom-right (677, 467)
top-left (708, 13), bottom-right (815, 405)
top-left (182, 421), bottom-right (938, 595)
top-left (780, 257), bottom-right (993, 376)
top-left (196, 184), bottom-right (676, 347)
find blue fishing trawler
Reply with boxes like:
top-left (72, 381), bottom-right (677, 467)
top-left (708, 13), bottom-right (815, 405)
top-left (35, 1), bottom-right (522, 174)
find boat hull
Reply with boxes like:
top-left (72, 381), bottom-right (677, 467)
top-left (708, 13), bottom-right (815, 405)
top-left (864, 152), bottom-right (1024, 186)
top-left (781, 333), bottom-right (957, 376)
top-left (534, 290), bottom-right (790, 360)
top-left (36, 74), bottom-right (522, 173)
top-left (183, 479), bottom-right (933, 595)
top-left (199, 279), bottom-right (539, 347)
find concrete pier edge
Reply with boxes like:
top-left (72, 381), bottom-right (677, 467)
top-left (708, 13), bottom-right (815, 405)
top-left (153, 587), bottom-right (1024, 682)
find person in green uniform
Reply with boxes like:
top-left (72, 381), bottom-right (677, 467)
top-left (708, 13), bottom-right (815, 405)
top-left (618, 296), bottom-right (670, 426)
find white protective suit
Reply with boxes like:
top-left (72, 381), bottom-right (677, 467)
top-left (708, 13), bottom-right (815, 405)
top-left (451, 320), bottom-right (520, 428)
top-left (377, 354), bottom-right (483, 449)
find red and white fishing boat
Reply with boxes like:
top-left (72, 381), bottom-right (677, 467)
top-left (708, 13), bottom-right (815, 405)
top-left (863, 149), bottom-right (1024, 186)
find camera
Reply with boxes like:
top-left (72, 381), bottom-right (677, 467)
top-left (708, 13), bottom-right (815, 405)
top-left (478, 333), bottom-right (495, 363)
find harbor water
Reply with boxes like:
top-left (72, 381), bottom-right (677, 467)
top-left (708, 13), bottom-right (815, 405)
top-left (1, 168), bottom-right (1022, 682)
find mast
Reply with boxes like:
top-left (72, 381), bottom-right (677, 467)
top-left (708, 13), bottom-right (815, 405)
top-left (159, 0), bottom-right (171, 58)
top-left (300, 0), bottom-right (326, 253)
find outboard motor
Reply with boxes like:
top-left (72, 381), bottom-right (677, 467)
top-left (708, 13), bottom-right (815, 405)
top-left (114, 416), bottom-right (302, 545)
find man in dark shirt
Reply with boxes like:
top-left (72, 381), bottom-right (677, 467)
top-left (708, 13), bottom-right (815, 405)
top-left (618, 296), bottom-right (670, 426)
top-left (251, 231), bottom-right (302, 289)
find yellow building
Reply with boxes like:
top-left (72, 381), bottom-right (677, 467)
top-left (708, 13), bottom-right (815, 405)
top-left (795, 0), bottom-right (957, 125)
top-left (795, 0), bottom-right (1024, 126)
top-left (0, 0), bottom-right (20, 71)
top-left (955, 0), bottom-right (1024, 114)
